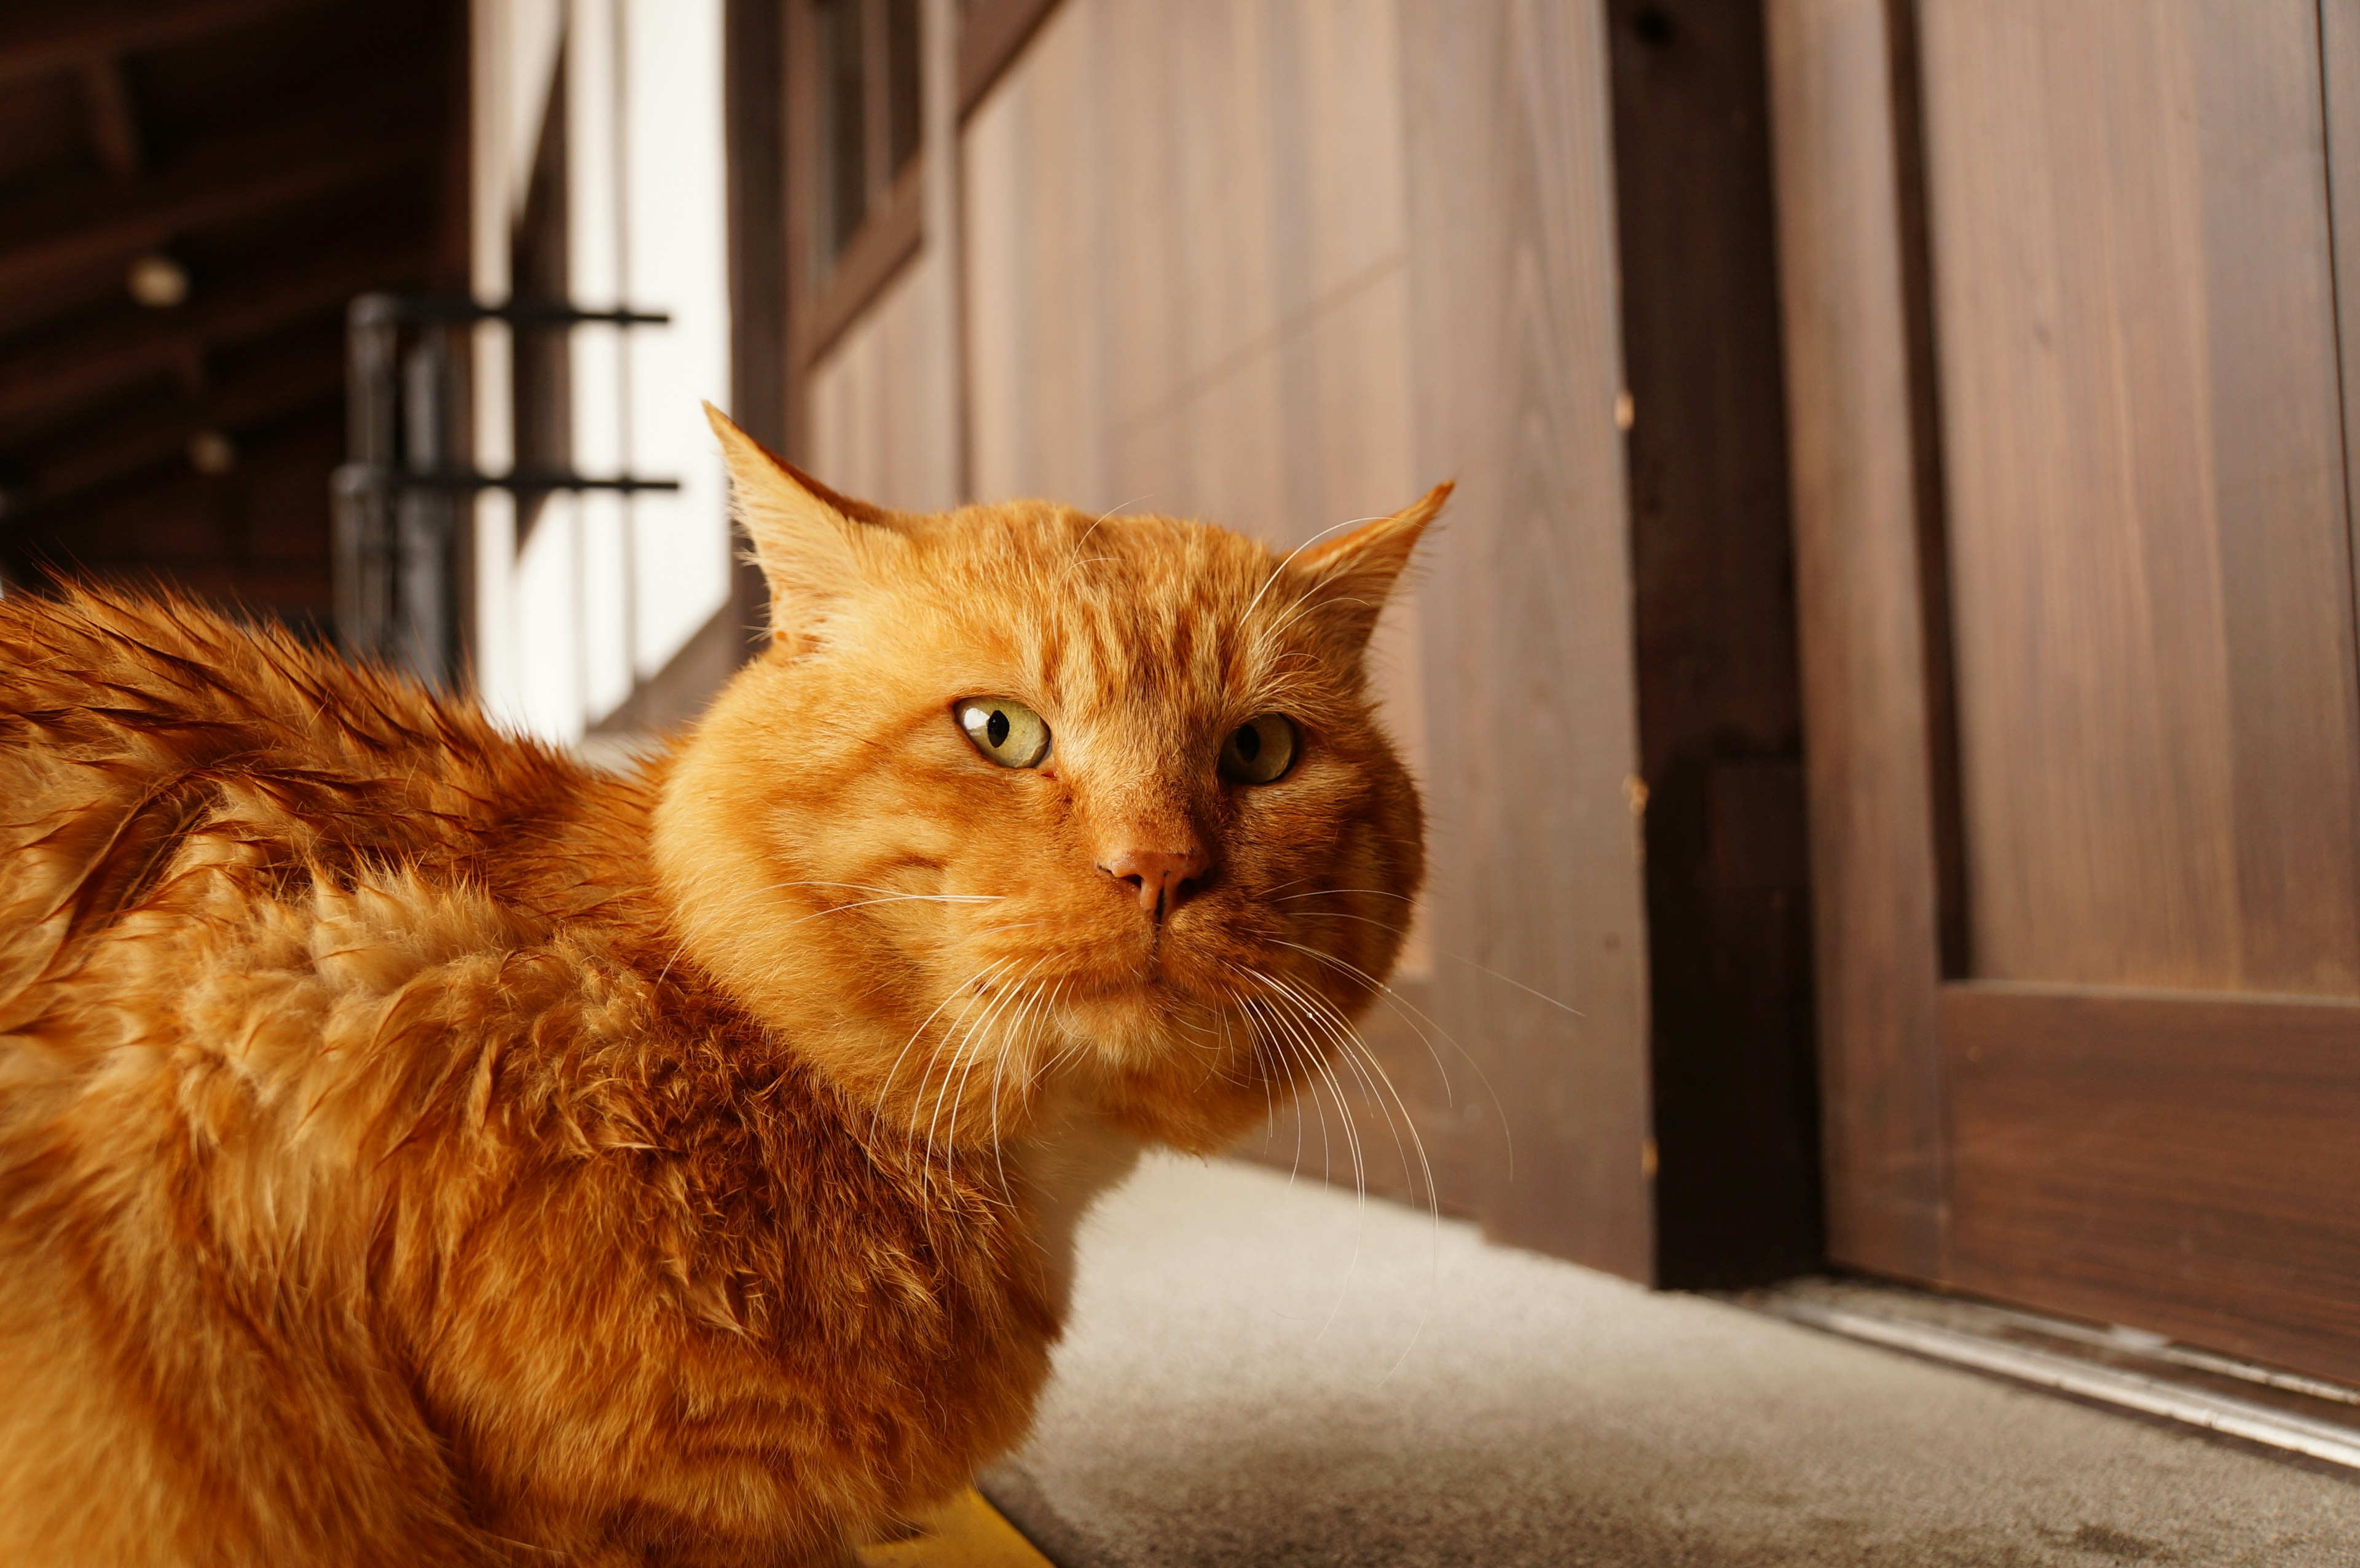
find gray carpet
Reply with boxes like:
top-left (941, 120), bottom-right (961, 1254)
top-left (983, 1154), bottom-right (2359, 1566)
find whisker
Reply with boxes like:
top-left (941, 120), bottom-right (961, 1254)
top-left (1240, 512), bottom-right (1388, 627)
top-left (1285, 911), bottom-right (1584, 1018)
top-left (1272, 974), bottom-right (1443, 1384)
top-left (874, 957), bottom-right (1016, 1140)
top-left (907, 965), bottom-right (1014, 1198)
top-left (1240, 968), bottom-right (1371, 1346)
top-left (1270, 937), bottom-right (1514, 1182)
top-left (938, 955), bottom-right (1047, 1202)
top-left (1260, 966), bottom-right (1428, 1226)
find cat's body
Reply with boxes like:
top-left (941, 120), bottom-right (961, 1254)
top-left (0, 412), bottom-right (1437, 1566)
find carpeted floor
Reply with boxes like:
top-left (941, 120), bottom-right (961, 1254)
top-left (983, 1154), bottom-right (2359, 1567)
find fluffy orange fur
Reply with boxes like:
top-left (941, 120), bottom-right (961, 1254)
top-left (0, 407), bottom-right (1440, 1566)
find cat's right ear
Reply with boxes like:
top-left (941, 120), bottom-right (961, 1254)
top-left (704, 402), bottom-right (898, 648)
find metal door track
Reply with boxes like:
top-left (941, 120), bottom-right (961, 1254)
top-left (1741, 1278), bottom-right (2360, 1474)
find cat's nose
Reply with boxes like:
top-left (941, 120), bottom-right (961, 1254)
top-left (1099, 845), bottom-right (1211, 922)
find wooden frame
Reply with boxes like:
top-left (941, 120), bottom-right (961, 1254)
top-left (782, 0), bottom-right (927, 374)
top-left (1766, 0), bottom-right (1950, 1285)
top-left (1605, 0), bottom-right (1823, 1288)
top-left (796, 158), bottom-right (922, 366)
top-left (955, 0), bottom-right (1061, 120)
top-left (1771, 0), bottom-right (2360, 1384)
top-left (723, 0), bottom-right (793, 650)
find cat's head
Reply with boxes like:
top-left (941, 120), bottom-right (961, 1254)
top-left (652, 408), bottom-right (1438, 1158)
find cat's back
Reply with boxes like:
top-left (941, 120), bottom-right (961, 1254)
top-left (0, 586), bottom-right (606, 981)
top-left (0, 590), bottom-right (640, 1564)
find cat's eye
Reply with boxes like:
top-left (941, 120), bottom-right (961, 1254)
top-left (956, 699), bottom-right (1052, 769)
top-left (1218, 714), bottom-right (1299, 785)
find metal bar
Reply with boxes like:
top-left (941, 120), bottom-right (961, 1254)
top-left (334, 464), bottom-right (680, 496)
top-left (1756, 1292), bottom-right (2360, 1473)
top-left (348, 292), bottom-right (672, 328)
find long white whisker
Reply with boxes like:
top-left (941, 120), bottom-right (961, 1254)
top-left (1289, 991), bottom-right (1442, 1384)
top-left (876, 957), bottom-right (1016, 1138)
top-left (938, 955), bottom-right (1046, 1201)
top-left (1242, 969), bottom-right (1371, 1346)
top-left (1240, 513), bottom-right (1387, 626)
top-left (1271, 937), bottom-right (1515, 1181)
top-left (1261, 966), bottom-right (1426, 1230)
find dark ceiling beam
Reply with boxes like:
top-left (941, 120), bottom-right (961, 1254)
top-left (0, 245), bottom-right (428, 427)
top-left (0, 0), bottom-right (319, 86)
top-left (78, 56), bottom-right (143, 177)
top-left (20, 333), bottom-right (347, 509)
top-left (0, 125), bottom-right (431, 297)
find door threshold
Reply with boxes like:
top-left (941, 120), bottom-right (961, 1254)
top-left (1737, 1277), bottom-right (2360, 1474)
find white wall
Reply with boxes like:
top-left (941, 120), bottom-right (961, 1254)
top-left (470, 0), bottom-right (733, 745)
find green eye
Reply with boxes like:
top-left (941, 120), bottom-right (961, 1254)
top-left (1219, 714), bottom-right (1299, 785)
top-left (956, 699), bottom-right (1052, 769)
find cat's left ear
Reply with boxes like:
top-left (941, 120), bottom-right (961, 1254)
top-left (704, 402), bottom-right (900, 647)
top-left (1283, 482), bottom-right (1452, 649)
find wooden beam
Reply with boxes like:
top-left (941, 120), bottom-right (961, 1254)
top-left (78, 55), bottom-right (143, 177)
top-left (0, 0), bottom-right (318, 85)
top-left (956, 0), bottom-right (1063, 120)
top-left (0, 246), bottom-right (429, 426)
top-left (0, 107), bottom-right (431, 296)
top-left (24, 333), bottom-right (346, 507)
top-left (796, 157), bottom-right (921, 367)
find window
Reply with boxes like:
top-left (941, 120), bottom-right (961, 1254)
top-left (812, 0), bottom-right (922, 269)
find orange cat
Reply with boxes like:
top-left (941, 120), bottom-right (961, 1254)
top-left (0, 407), bottom-right (1439, 1566)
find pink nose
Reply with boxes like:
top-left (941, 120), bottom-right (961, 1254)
top-left (1099, 846), bottom-right (1211, 920)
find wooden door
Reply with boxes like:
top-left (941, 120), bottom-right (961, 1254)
top-left (1771, 0), bottom-right (2360, 1384)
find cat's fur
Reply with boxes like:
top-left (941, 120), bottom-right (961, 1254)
top-left (0, 407), bottom-right (1439, 1566)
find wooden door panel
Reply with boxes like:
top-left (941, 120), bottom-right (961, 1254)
top-left (1775, 0), bottom-right (2360, 1386)
top-left (1919, 0), bottom-right (2360, 997)
top-left (1945, 984), bottom-right (2360, 1383)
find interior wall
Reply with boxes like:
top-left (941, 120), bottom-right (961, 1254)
top-left (807, 249), bottom-right (964, 511)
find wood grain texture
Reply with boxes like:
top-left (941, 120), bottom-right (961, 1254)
top-left (1920, 0), bottom-right (2360, 998)
top-left (800, 160), bottom-right (924, 367)
top-left (1943, 983), bottom-right (2360, 1386)
top-left (2332, 0), bottom-right (2360, 643)
top-left (1399, 0), bottom-right (1653, 1280)
top-left (807, 251), bottom-right (963, 511)
top-left (1764, 0), bottom-right (1948, 1281)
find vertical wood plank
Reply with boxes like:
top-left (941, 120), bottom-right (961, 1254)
top-left (1399, 0), bottom-right (1655, 1280)
top-left (1764, 0), bottom-right (1946, 1280)
top-left (1921, 0), bottom-right (2360, 999)
top-left (2331, 0), bottom-right (2360, 630)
